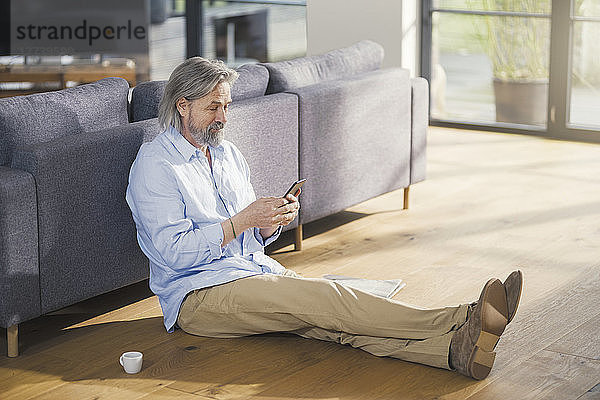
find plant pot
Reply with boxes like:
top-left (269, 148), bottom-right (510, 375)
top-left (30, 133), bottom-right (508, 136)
top-left (493, 78), bottom-right (549, 126)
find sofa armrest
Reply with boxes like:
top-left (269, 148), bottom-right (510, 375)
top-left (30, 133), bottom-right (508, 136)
top-left (410, 77), bottom-right (429, 184)
top-left (10, 119), bottom-right (160, 313)
top-left (0, 166), bottom-right (41, 328)
top-left (289, 68), bottom-right (411, 224)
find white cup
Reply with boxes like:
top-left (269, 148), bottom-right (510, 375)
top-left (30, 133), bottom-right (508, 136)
top-left (119, 351), bottom-right (143, 374)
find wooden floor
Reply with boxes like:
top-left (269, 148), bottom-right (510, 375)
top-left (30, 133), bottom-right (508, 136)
top-left (2, 127), bottom-right (600, 399)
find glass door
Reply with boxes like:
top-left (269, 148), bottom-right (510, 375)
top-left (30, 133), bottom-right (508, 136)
top-left (422, 0), bottom-right (600, 142)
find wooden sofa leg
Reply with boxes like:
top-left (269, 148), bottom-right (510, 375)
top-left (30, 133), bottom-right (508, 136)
top-left (403, 186), bottom-right (410, 210)
top-left (294, 224), bottom-right (303, 251)
top-left (7, 324), bottom-right (18, 357)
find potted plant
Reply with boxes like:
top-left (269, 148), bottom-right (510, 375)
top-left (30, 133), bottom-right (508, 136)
top-left (469, 0), bottom-right (586, 125)
top-left (466, 0), bottom-right (551, 125)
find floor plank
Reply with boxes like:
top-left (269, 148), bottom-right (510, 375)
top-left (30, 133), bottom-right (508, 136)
top-left (578, 394), bottom-right (600, 400)
top-left (136, 386), bottom-right (208, 399)
top-left (0, 355), bottom-right (87, 400)
top-left (465, 350), bottom-right (600, 400)
top-left (578, 383), bottom-right (600, 400)
top-left (546, 312), bottom-right (600, 360)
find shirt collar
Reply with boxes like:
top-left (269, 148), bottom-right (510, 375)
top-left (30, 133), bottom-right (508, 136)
top-left (167, 125), bottom-right (224, 162)
top-left (167, 125), bottom-right (204, 162)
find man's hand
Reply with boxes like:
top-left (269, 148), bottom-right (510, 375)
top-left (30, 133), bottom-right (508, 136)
top-left (257, 193), bottom-right (300, 240)
top-left (222, 193), bottom-right (300, 247)
top-left (279, 193), bottom-right (300, 227)
top-left (237, 194), bottom-right (300, 229)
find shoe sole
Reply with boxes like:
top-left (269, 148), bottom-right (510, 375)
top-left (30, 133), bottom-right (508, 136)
top-left (468, 278), bottom-right (509, 380)
top-left (504, 270), bottom-right (524, 324)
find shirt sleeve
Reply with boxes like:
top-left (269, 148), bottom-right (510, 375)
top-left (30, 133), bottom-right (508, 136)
top-left (253, 226), bottom-right (283, 247)
top-left (126, 154), bottom-right (224, 271)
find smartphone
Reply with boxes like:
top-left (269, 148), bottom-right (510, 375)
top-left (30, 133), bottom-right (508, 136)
top-left (283, 179), bottom-right (306, 198)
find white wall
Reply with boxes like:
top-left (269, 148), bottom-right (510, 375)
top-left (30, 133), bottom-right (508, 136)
top-left (306, 0), bottom-right (420, 77)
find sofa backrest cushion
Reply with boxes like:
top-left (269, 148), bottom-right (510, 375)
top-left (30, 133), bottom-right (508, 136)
top-left (130, 81), bottom-right (165, 123)
top-left (0, 77), bottom-right (129, 167)
top-left (262, 40), bottom-right (385, 94)
top-left (130, 63), bottom-right (269, 122)
top-left (232, 63), bottom-right (270, 100)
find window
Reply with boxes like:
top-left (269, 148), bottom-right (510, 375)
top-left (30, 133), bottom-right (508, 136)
top-left (421, 0), bottom-right (600, 142)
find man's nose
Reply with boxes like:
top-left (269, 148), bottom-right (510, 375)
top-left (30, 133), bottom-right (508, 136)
top-left (215, 107), bottom-right (227, 124)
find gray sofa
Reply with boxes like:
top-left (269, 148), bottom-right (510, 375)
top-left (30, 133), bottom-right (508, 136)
top-left (0, 40), bottom-right (428, 357)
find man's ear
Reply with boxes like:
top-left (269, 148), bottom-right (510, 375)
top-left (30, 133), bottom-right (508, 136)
top-left (176, 97), bottom-right (190, 117)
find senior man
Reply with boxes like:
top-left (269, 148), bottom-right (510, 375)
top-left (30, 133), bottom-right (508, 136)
top-left (126, 57), bottom-right (523, 380)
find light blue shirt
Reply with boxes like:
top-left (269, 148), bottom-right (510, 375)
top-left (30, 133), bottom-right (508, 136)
top-left (126, 125), bottom-right (285, 332)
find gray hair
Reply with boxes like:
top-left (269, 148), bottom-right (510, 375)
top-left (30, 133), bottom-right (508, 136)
top-left (158, 57), bottom-right (239, 132)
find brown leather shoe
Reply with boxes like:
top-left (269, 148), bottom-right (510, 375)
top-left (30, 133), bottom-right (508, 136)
top-left (450, 278), bottom-right (509, 380)
top-left (466, 270), bottom-right (523, 324)
top-left (503, 270), bottom-right (523, 324)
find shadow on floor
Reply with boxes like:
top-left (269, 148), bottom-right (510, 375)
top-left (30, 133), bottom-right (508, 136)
top-left (266, 210), bottom-right (375, 255)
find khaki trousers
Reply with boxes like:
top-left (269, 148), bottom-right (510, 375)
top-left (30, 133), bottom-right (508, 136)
top-left (177, 269), bottom-right (469, 370)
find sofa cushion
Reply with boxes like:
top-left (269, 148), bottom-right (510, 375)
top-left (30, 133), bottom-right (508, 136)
top-left (263, 40), bottom-right (385, 94)
top-left (0, 77), bottom-right (130, 167)
top-left (130, 81), bottom-right (165, 123)
top-left (232, 63), bottom-right (270, 100)
top-left (130, 63), bottom-right (269, 122)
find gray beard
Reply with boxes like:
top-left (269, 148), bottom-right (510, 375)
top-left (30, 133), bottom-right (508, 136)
top-left (190, 121), bottom-right (225, 147)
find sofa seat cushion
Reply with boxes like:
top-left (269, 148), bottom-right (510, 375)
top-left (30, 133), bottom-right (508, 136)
top-left (263, 40), bottom-right (385, 94)
top-left (0, 77), bottom-right (130, 167)
top-left (130, 63), bottom-right (269, 122)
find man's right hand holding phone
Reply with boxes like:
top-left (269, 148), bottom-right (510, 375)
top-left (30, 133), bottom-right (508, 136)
top-left (223, 181), bottom-right (304, 246)
top-left (236, 189), bottom-right (301, 230)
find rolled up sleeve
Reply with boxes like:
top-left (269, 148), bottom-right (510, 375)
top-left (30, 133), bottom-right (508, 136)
top-left (201, 222), bottom-right (225, 259)
top-left (253, 226), bottom-right (282, 247)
